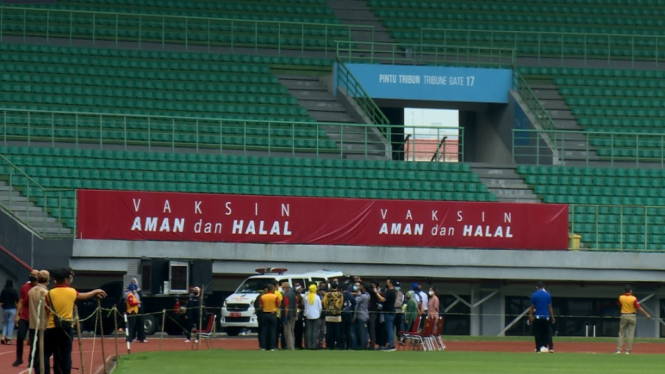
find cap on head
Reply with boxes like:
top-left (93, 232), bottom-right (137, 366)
top-left (37, 270), bottom-right (50, 283)
top-left (412, 283), bottom-right (419, 290)
top-left (394, 281), bottom-right (401, 287)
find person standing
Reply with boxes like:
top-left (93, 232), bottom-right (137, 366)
top-left (393, 281), bottom-right (405, 335)
top-left (316, 282), bottom-right (328, 349)
top-left (304, 284), bottom-right (322, 350)
top-left (415, 284), bottom-right (428, 328)
top-left (44, 268), bottom-right (106, 374)
top-left (404, 291), bottom-right (419, 331)
top-left (340, 283), bottom-right (357, 350)
top-left (255, 285), bottom-right (267, 349)
top-left (528, 281), bottom-right (555, 353)
top-left (428, 287), bottom-right (440, 318)
top-left (1, 279), bottom-right (19, 345)
top-left (27, 270), bottom-right (49, 374)
top-left (13, 269), bottom-right (38, 367)
top-left (322, 281), bottom-right (343, 350)
top-left (125, 289), bottom-right (146, 343)
top-left (293, 283), bottom-right (305, 349)
top-left (368, 280), bottom-right (380, 350)
top-left (258, 284), bottom-right (280, 351)
top-left (616, 284), bottom-right (650, 355)
top-left (282, 282), bottom-right (297, 350)
top-left (374, 278), bottom-right (397, 351)
top-left (353, 282), bottom-right (370, 350)
top-left (185, 287), bottom-right (202, 343)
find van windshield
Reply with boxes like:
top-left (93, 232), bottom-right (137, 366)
top-left (236, 278), bottom-right (277, 293)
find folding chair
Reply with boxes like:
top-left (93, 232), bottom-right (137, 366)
top-left (398, 315), bottom-right (421, 351)
top-left (409, 316), bottom-right (435, 351)
top-left (192, 314), bottom-right (217, 349)
top-left (427, 317), bottom-right (445, 351)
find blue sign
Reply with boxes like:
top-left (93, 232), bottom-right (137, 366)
top-left (339, 63), bottom-right (513, 104)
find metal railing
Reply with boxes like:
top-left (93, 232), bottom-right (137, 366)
top-left (403, 129), bottom-right (462, 163)
top-left (0, 108), bottom-right (465, 161)
top-left (0, 154), bottom-right (74, 238)
top-left (420, 28), bottom-right (665, 67)
top-left (568, 204), bottom-right (665, 251)
top-left (515, 72), bottom-right (557, 132)
top-left (334, 59), bottom-right (390, 134)
top-left (512, 128), bottom-right (665, 167)
top-left (0, 6), bottom-right (373, 55)
top-left (335, 40), bottom-right (516, 68)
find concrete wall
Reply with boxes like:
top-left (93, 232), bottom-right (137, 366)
top-left (472, 110), bottom-right (512, 163)
top-left (73, 240), bottom-right (665, 283)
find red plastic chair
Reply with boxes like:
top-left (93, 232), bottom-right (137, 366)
top-left (193, 314), bottom-right (217, 348)
top-left (398, 315), bottom-right (421, 351)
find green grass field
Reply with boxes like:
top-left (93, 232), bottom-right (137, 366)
top-left (114, 350), bottom-right (665, 374)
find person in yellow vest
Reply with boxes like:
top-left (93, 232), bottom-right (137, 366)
top-left (258, 284), bottom-right (281, 351)
top-left (125, 289), bottom-right (147, 343)
top-left (44, 268), bottom-right (106, 374)
top-left (615, 284), bottom-right (650, 355)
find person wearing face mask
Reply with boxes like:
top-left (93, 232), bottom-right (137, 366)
top-left (281, 282), bottom-right (297, 350)
top-left (12, 269), bottom-right (38, 367)
top-left (393, 281), bottom-right (405, 337)
top-left (353, 282), bottom-right (370, 349)
top-left (427, 287), bottom-right (440, 318)
top-left (185, 287), bottom-right (203, 343)
top-left (44, 268), bottom-right (106, 374)
top-left (340, 282), bottom-right (357, 350)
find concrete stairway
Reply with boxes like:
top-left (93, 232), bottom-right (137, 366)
top-left (471, 164), bottom-right (540, 203)
top-left (0, 181), bottom-right (71, 237)
top-left (278, 75), bottom-right (388, 159)
top-left (326, 0), bottom-right (397, 59)
top-left (529, 84), bottom-right (602, 166)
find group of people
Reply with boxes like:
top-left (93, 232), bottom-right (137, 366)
top-left (255, 277), bottom-right (441, 351)
top-left (2, 268), bottom-right (106, 374)
top-left (529, 281), bottom-right (651, 355)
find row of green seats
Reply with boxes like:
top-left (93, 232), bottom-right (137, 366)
top-left (1, 54), bottom-right (272, 74)
top-left (571, 214), bottom-right (665, 225)
top-left (543, 195), bottom-right (663, 207)
top-left (371, 0), bottom-right (664, 15)
top-left (0, 145), bottom-right (469, 172)
top-left (580, 118), bottom-right (665, 128)
top-left (526, 66), bottom-right (665, 78)
top-left (517, 165), bottom-right (665, 177)
top-left (4, 86), bottom-right (297, 105)
top-left (566, 97), bottom-right (665, 108)
top-left (0, 43), bottom-right (334, 67)
top-left (571, 107), bottom-right (665, 118)
top-left (535, 185), bottom-right (663, 198)
top-left (0, 94), bottom-right (308, 117)
top-left (560, 87), bottom-right (665, 98)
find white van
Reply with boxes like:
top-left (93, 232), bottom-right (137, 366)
top-left (220, 268), bottom-right (345, 336)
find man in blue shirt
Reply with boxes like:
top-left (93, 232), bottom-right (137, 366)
top-left (528, 281), bottom-right (555, 353)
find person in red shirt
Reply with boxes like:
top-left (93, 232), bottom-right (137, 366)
top-left (12, 269), bottom-right (38, 367)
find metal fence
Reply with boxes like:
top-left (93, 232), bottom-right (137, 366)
top-left (512, 128), bottom-right (665, 167)
top-left (335, 40), bottom-right (515, 68)
top-left (0, 108), bottom-right (466, 161)
top-left (0, 154), bottom-right (73, 238)
top-left (515, 72), bottom-right (557, 131)
top-left (420, 28), bottom-right (665, 67)
top-left (335, 58), bottom-right (390, 131)
top-left (0, 6), bottom-right (372, 55)
top-left (569, 204), bottom-right (665, 252)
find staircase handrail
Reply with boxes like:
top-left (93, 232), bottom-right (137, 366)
top-left (0, 153), bottom-right (74, 238)
top-left (334, 57), bottom-right (391, 136)
top-left (515, 71), bottom-right (557, 132)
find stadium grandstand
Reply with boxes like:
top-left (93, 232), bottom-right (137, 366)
top-left (0, 0), bottom-right (664, 342)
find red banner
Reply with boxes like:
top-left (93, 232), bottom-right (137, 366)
top-left (76, 190), bottom-right (569, 250)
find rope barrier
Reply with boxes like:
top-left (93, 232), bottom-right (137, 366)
top-left (28, 297), bottom-right (43, 374)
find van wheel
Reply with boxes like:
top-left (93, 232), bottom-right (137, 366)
top-left (225, 327), bottom-right (241, 336)
top-left (143, 315), bottom-right (157, 336)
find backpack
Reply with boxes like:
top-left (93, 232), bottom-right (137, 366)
top-left (394, 291), bottom-right (404, 309)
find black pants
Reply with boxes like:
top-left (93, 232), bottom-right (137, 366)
top-left (15, 318), bottom-right (29, 362)
top-left (260, 313), bottom-right (277, 350)
top-left (532, 318), bottom-right (551, 351)
top-left (44, 327), bottom-right (73, 374)
top-left (28, 329), bottom-right (45, 374)
top-left (368, 313), bottom-right (377, 349)
top-left (294, 317), bottom-right (304, 349)
top-left (325, 320), bottom-right (342, 350)
top-left (126, 312), bottom-right (145, 342)
top-left (257, 312), bottom-right (264, 348)
top-left (340, 313), bottom-right (353, 349)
